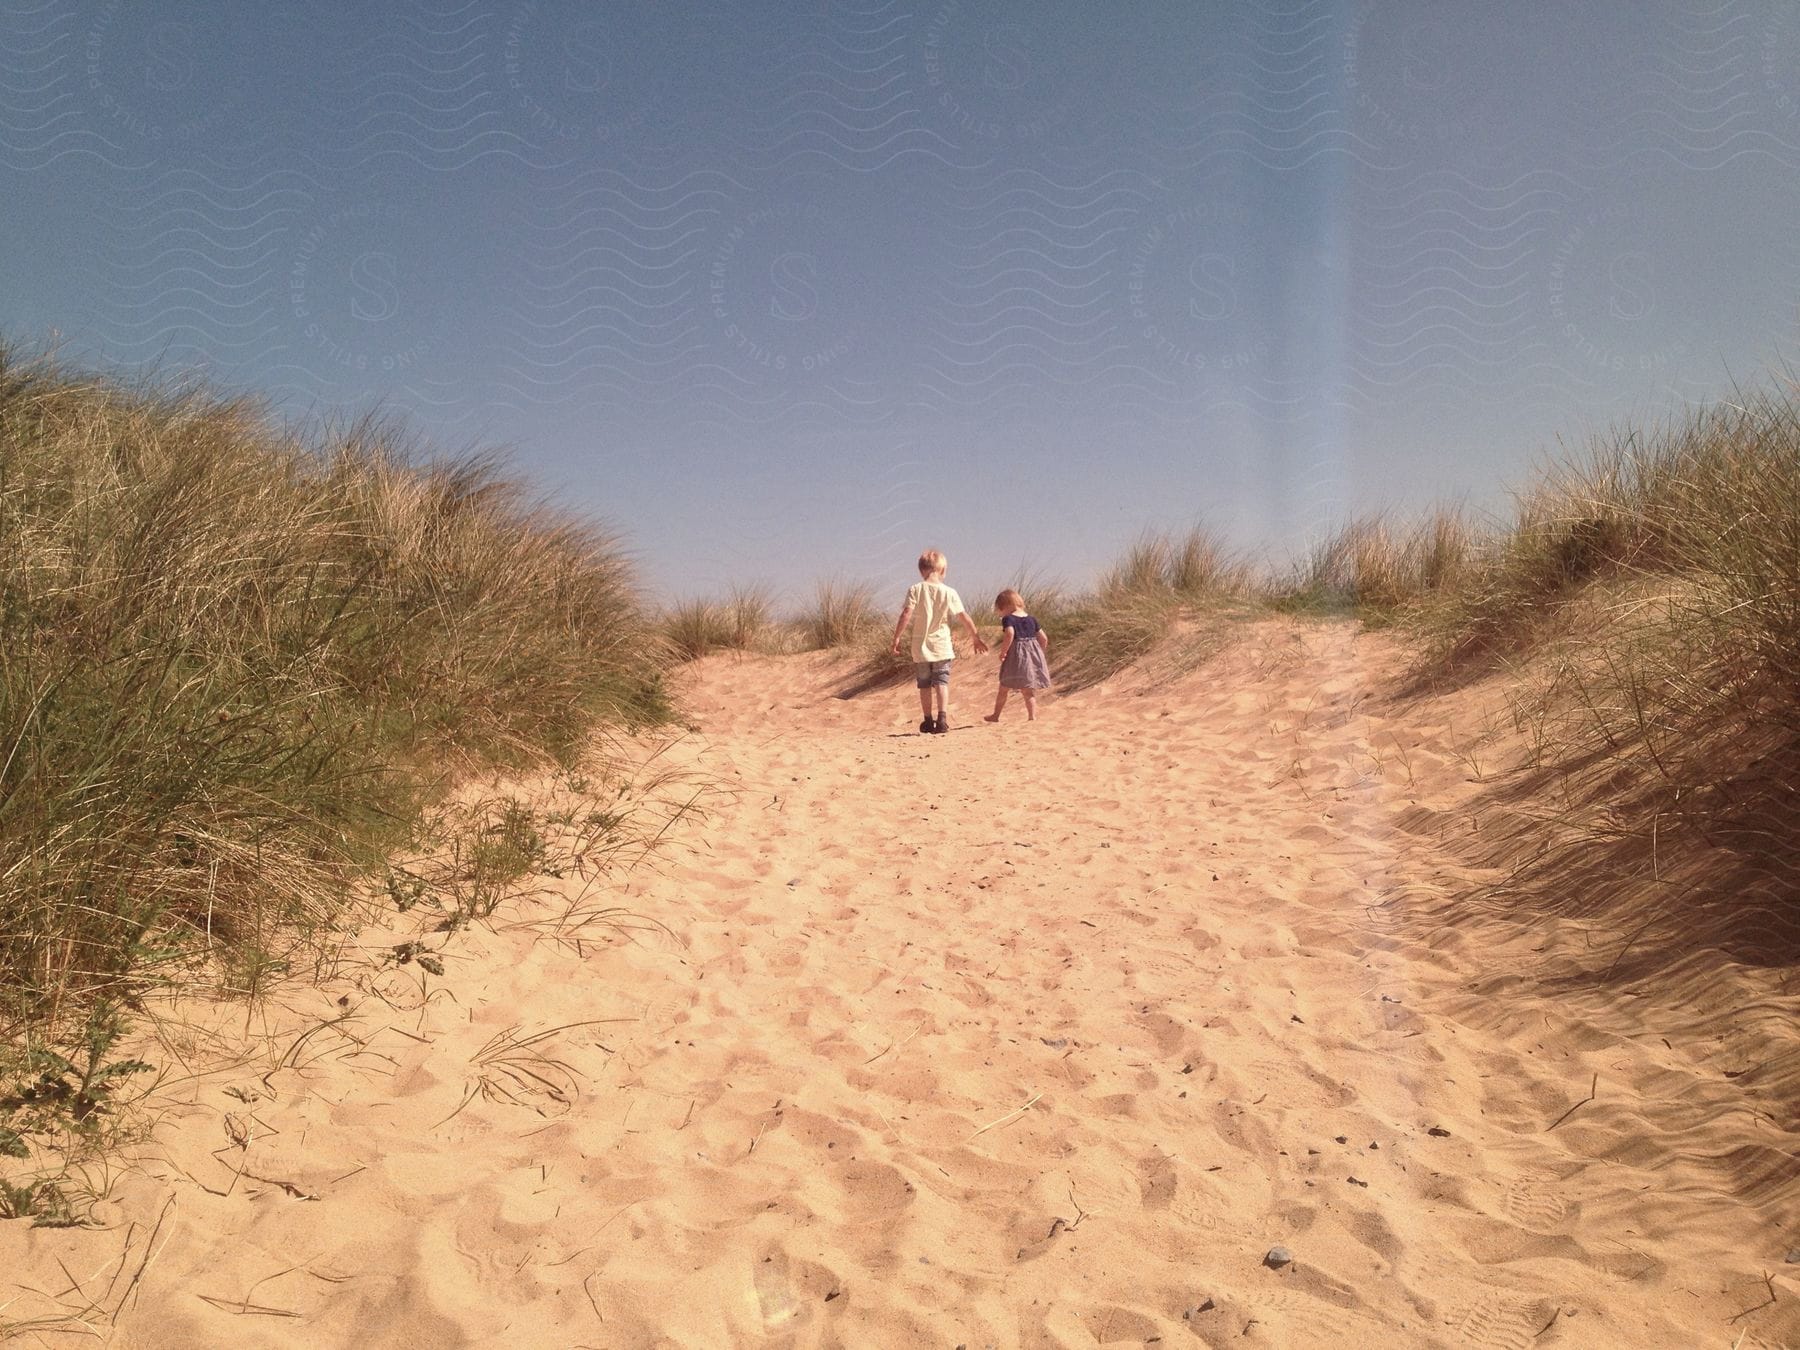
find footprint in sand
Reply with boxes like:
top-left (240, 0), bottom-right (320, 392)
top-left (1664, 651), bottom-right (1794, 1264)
top-left (1248, 1058), bottom-right (1358, 1110)
top-left (1168, 1185), bottom-right (1229, 1232)
top-left (1131, 1009), bottom-right (1191, 1057)
top-left (1071, 1303), bottom-right (1165, 1343)
top-left (1444, 1292), bottom-right (1545, 1350)
top-left (636, 989), bottom-right (695, 1035)
top-left (1500, 1175), bottom-right (1571, 1231)
top-left (835, 1158), bottom-right (917, 1219)
top-left (776, 1107), bottom-right (860, 1151)
top-left (1135, 1150), bottom-right (1178, 1209)
top-left (763, 945), bottom-right (808, 978)
top-left (1181, 923), bottom-right (1223, 953)
top-left (1238, 1285), bottom-right (1390, 1345)
top-left (749, 1248), bottom-right (805, 1330)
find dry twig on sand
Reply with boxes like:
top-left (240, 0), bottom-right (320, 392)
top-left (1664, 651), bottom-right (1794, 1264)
top-left (968, 1091), bottom-right (1043, 1141)
top-left (861, 1021), bottom-right (925, 1066)
top-left (1727, 1272), bottom-right (1777, 1325)
top-left (435, 1019), bottom-right (624, 1127)
top-left (1544, 1073), bottom-right (1599, 1132)
top-left (0, 1196), bottom-right (174, 1339)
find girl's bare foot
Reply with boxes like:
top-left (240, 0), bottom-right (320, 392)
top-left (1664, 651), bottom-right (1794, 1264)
top-left (982, 712), bottom-right (1000, 723)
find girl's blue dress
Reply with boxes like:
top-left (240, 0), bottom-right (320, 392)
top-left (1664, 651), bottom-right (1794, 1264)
top-left (999, 614), bottom-right (1051, 690)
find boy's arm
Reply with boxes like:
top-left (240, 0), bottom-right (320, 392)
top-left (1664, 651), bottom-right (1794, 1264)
top-left (958, 610), bottom-right (988, 653)
top-left (890, 603), bottom-right (913, 656)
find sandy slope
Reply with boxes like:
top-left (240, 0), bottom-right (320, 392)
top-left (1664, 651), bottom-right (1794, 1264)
top-left (4, 620), bottom-right (1797, 1348)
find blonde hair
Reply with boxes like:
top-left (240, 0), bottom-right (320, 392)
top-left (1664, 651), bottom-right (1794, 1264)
top-left (917, 549), bottom-right (947, 577)
top-left (995, 588), bottom-right (1023, 613)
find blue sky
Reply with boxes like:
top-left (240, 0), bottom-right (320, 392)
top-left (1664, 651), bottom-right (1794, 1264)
top-left (5, 0), bottom-right (1800, 602)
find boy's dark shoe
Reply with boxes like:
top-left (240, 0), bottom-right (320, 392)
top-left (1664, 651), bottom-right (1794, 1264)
top-left (931, 714), bottom-right (948, 734)
top-left (920, 718), bottom-right (936, 734)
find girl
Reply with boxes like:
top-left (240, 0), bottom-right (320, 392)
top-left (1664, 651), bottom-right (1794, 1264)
top-left (984, 588), bottom-right (1051, 722)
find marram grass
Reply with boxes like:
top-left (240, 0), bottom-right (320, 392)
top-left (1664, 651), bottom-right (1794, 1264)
top-left (0, 348), bottom-right (672, 1046)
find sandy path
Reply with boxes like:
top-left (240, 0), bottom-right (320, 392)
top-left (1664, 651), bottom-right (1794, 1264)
top-left (5, 621), bottom-right (1796, 1348)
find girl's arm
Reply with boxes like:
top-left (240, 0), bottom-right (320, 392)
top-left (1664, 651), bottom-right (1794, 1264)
top-left (1036, 628), bottom-right (1049, 650)
top-left (994, 615), bottom-right (1017, 661)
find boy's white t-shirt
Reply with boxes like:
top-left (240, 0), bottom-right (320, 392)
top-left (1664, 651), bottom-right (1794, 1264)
top-left (905, 580), bottom-right (965, 662)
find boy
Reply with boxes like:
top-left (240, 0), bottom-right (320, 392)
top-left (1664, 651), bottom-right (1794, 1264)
top-left (890, 549), bottom-right (987, 734)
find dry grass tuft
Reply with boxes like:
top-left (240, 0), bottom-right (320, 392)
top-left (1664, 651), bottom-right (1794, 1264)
top-left (1269, 509), bottom-right (1475, 623)
top-left (0, 346), bottom-right (674, 1084)
top-left (660, 585), bottom-right (775, 660)
top-left (798, 580), bottom-right (883, 651)
top-left (1051, 529), bottom-right (1250, 688)
top-left (1402, 389), bottom-right (1800, 964)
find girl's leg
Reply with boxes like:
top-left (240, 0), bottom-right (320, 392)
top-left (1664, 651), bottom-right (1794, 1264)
top-left (984, 687), bottom-right (1010, 722)
top-left (1022, 689), bottom-right (1037, 720)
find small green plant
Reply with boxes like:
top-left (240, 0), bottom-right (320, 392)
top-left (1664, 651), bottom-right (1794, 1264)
top-left (387, 940), bottom-right (444, 977)
top-left (584, 808), bottom-right (625, 835)
top-left (473, 798), bottom-right (546, 879)
top-left (0, 1177), bottom-right (77, 1227)
top-left (385, 790), bottom-right (622, 942)
top-left (222, 944), bottom-right (292, 1000)
top-left (0, 1004), bottom-right (151, 1234)
top-left (0, 1004), bottom-right (151, 1128)
top-left (421, 797), bottom-right (551, 926)
top-left (386, 868), bottom-right (428, 913)
top-left (1, 1006), bottom-right (148, 1228)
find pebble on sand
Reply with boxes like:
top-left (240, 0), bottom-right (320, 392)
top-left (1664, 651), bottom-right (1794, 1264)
top-left (1264, 1246), bottom-right (1294, 1269)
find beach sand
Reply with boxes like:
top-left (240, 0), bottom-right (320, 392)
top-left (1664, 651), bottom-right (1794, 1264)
top-left (4, 620), bottom-right (1796, 1347)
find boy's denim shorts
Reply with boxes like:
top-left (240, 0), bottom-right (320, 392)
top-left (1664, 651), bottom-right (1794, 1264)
top-left (914, 659), bottom-right (952, 688)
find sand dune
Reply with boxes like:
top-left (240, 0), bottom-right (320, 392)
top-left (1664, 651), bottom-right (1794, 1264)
top-left (4, 620), bottom-right (1796, 1348)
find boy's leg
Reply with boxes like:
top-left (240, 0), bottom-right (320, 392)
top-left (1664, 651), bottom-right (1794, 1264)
top-left (984, 687), bottom-right (1009, 722)
top-left (918, 685), bottom-right (934, 720)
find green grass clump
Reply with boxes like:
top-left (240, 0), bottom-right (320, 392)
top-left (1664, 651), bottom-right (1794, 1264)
top-left (662, 599), bottom-right (734, 660)
top-left (661, 578), bottom-right (889, 691)
top-left (1418, 395), bottom-right (1798, 680)
top-left (0, 347), bottom-right (672, 1048)
top-left (1402, 390), bottom-right (1800, 956)
top-left (661, 585), bottom-right (775, 659)
top-left (1050, 529), bottom-right (1249, 687)
top-left (1410, 452), bottom-right (1666, 660)
top-left (798, 580), bottom-right (883, 651)
top-left (723, 584), bottom-right (775, 651)
top-left (1269, 510), bottom-right (1475, 623)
